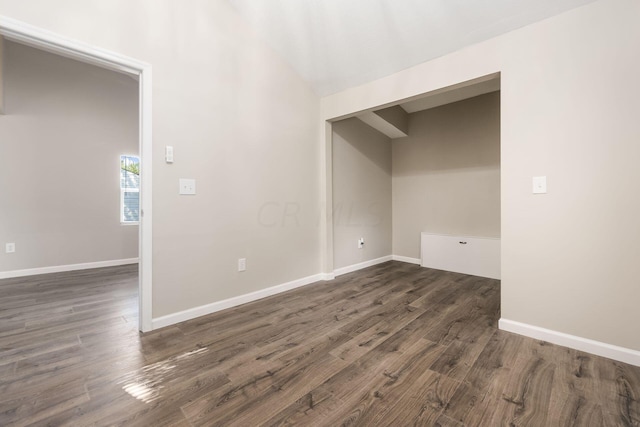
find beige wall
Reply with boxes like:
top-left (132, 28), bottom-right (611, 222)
top-left (332, 118), bottom-right (391, 270)
top-left (393, 92), bottom-right (500, 259)
top-left (0, 36), bottom-right (4, 114)
top-left (0, 41), bottom-right (139, 272)
top-left (321, 0), bottom-right (640, 351)
top-left (0, 1), bottom-right (320, 318)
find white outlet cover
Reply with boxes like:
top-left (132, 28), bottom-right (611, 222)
top-left (179, 178), bottom-right (196, 195)
top-left (532, 176), bottom-right (547, 194)
top-left (6, 243), bottom-right (15, 253)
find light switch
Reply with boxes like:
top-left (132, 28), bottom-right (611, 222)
top-left (532, 176), bottom-right (547, 194)
top-left (179, 178), bottom-right (196, 195)
top-left (165, 146), bottom-right (174, 163)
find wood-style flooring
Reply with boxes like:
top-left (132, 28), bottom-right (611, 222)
top-left (0, 261), bottom-right (639, 426)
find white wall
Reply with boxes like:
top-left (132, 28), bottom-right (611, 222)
top-left (0, 1), bottom-right (320, 318)
top-left (321, 0), bottom-right (640, 352)
top-left (0, 41), bottom-right (138, 272)
top-left (332, 118), bottom-right (391, 270)
top-left (393, 92), bottom-right (500, 259)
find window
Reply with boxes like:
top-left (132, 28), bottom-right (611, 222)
top-left (120, 155), bottom-right (140, 224)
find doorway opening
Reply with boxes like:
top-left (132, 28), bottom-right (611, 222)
top-left (0, 17), bottom-right (153, 331)
top-left (324, 73), bottom-right (501, 280)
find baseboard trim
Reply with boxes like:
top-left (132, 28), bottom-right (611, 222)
top-left (150, 253), bottom-right (453, 331)
top-left (499, 318), bottom-right (640, 367)
top-left (152, 273), bottom-right (325, 330)
top-left (333, 255), bottom-right (393, 277)
top-left (0, 258), bottom-right (139, 279)
top-left (392, 255), bottom-right (421, 265)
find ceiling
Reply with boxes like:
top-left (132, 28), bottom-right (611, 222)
top-left (227, 0), bottom-right (598, 96)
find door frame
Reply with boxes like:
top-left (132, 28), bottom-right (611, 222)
top-left (0, 16), bottom-right (154, 332)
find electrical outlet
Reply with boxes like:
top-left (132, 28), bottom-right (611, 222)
top-left (532, 176), bottom-right (547, 194)
top-left (238, 258), bottom-right (246, 272)
top-left (357, 238), bottom-right (364, 249)
top-left (179, 178), bottom-right (196, 195)
top-left (6, 243), bottom-right (15, 253)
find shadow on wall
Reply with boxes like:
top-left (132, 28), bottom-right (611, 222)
top-left (332, 117), bottom-right (392, 175)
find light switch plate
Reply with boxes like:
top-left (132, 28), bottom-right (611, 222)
top-left (532, 176), bottom-right (547, 194)
top-left (165, 146), bottom-right (174, 163)
top-left (179, 178), bottom-right (196, 195)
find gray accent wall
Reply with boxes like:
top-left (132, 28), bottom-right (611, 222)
top-left (332, 118), bottom-right (392, 270)
top-left (392, 92), bottom-right (501, 259)
top-left (0, 41), bottom-right (139, 272)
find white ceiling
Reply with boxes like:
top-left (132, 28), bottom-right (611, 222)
top-left (227, 0), bottom-right (598, 96)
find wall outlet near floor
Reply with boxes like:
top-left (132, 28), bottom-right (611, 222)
top-left (238, 258), bottom-right (246, 272)
top-left (357, 238), bottom-right (365, 249)
top-left (5, 243), bottom-right (15, 253)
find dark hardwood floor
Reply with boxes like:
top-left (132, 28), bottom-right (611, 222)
top-left (0, 261), bottom-right (639, 426)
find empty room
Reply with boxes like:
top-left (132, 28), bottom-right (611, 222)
top-left (0, 0), bottom-right (639, 426)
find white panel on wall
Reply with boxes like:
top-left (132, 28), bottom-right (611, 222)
top-left (421, 233), bottom-right (500, 280)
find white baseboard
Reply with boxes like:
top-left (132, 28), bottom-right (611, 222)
top-left (151, 254), bottom-right (433, 331)
top-left (0, 258), bottom-right (139, 280)
top-left (499, 318), bottom-right (640, 367)
top-left (332, 254), bottom-right (421, 277)
top-left (333, 255), bottom-right (393, 277)
top-left (392, 255), bottom-right (421, 265)
top-left (152, 273), bottom-right (325, 330)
